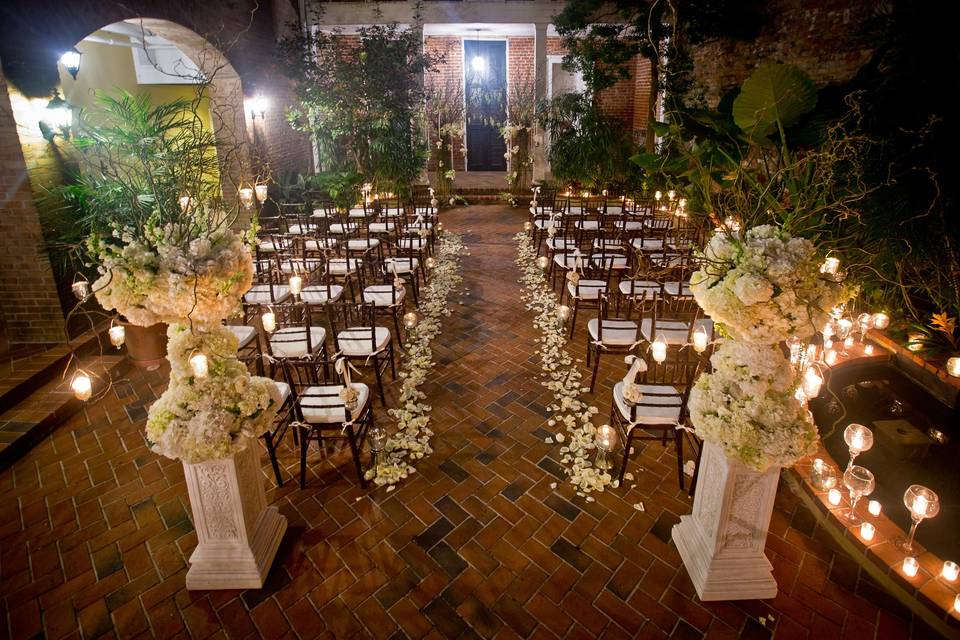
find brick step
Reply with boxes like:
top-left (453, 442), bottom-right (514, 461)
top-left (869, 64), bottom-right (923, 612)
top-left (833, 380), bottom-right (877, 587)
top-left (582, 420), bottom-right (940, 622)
top-left (0, 346), bottom-right (127, 472)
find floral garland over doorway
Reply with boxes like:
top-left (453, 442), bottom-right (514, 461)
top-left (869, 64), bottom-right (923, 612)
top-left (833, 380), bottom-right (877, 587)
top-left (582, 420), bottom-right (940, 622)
top-left (367, 232), bottom-right (465, 488)
top-left (515, 231), bottom-right (619, 499)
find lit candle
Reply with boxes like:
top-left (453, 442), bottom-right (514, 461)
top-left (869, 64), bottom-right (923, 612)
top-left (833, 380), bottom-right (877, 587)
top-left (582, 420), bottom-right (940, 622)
top-left (872, 312), bottom-right (890, 330)
top-left (828, 489), bottom-right (842, 506)
top-left (403, 312), bottom-right (418, 330)
top-left (261, 311), bottom-right (276, 333)
top-left (806, 344), bottom-right (818, 364)
top-left (523, 221), bottom-right (532, 231)
top-left (868, 500), bottom-right (882, 517)
top-left (912, 494), bottom-right (929, 518)
top-left (942, 561), bottom-right (959, 582)
top-left (189, 354), bottom-right (209, 378)
top-left (825, 349), bottom-right (838, 366)
top-left (108, 325), bottom-right (125, 348)
top-left (654, 191), bottom-right (662, 201)
top-left (72, 280), bottom-right (90, 300)
top-left (238, 187), bottom-right (254, 209)
top-left (692, 326), bottom-right (709, 353)
top-left (864, 345), bottom-right (874, 356)
top-left (667, 190), bottom-right (676, 201)
top-left (907, 332), bottom-right (923, 352)
top-left (851, 431), bottom-right (865, 453)
top-left (436, 222), bottom-right (444, 233)
top-left (651, 335), bottom-right (667, 363)
top-left (802, 367), bottom-right (823, 398)
top-left (557, 305), bottom-right (571, 322)
top-left (178, 195), bottom-right (192, 212)
top-left (536, 256), bottom-right (549, 271)
top-left (824, 338), bottom-right (834, 351)
top-left (821, 256), bottom-right (840, 276)
top-left (602, 189), bottom-right (608, 197)
top-left (678, 198), bottom-right (687, 208)
top-left (289, 275), bottom-right (303, 297)
top-left (426, 257), bottom-right (436, 269)
top-left (597, 424), bottom-right (616, 451)
top-left (844, 336), bottom-right (855, 349)
top-left (947, 357), bottom-right (960, 378)
top-left (860, 522), bottom-right (875, 541)
top-left (823, 323), bottom-right (834, 339)
top-left (71, 372), bottom-right (92, 401)
top-left (954, 594), bottom-right (960, 613)
top-left (902, 557), bottom-right (919, 578)
top-left (255, 184), bottom-right (269, 203)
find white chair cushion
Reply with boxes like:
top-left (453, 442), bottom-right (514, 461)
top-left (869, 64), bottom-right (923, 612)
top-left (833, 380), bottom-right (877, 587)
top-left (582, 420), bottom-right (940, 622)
top-left (554, 253), bottom-right (582, 269)
top-left (592, 238), bottom-right (623, 250)
top-left (311, 209), bottom-right (330, 219)
top-left (269, 326), bottom-right (326, 358)
top-left (225, 324), bottom-right (257, 349)
top-left (403, 222), bottom-right (433, 231)
top-left (348, 208), bottom-right (369, 218)
top-left (256, 240), bottom-right (279, 252)
top-left (347, 238), bottom-right (380, 250)
top-left (244, 284), bottom-right (291, 304)
top-left (587, 318), bottom-right (639, 346)
top-left (566, 279), bottom-right (607, 300)
top-left (380, 208), bottom-right (402, 218)
top-left (613, 381), bottom-right (682, 424)
top-left (534, 218), bottom-right (561, 230)
top-left (640, 318), bottom-right (712, 344)
top-left (663, 281), bottom-right (692, 297)
top-left (300, 285), bottom-right (344, 304)
top-left (363, 285), bottom-right (405, 307)
top-left (328, 223), bottom-right (358, 235)
top-left (631, 238), bottom-right (664, 252)
top-left (547, 237), bottom-right (577, 251)
top-left (615, 220), bottom-right (644, 231)
top-left (384, 257), bottom-right (419, 274)
top-left (590, 254), bottom-right (629, 269)
top-left (618, 280), bottom-right (661, 297)
top-left (280, 259), bottom-right (324, 274)
top-left (274, 381), bottom-right (291, 404)
top-left (327, 258), bottom-right (361, 275)
top-left (337, 326), bottom-right (391, 356)
top-left (287, 224), bottom-right (308, 235)
top-left (299, 383), bottom-right (370, 424)
top-left (368, 222), bottom-right (395, 233)
top-left (575, 220), bottom-right (601, 231)
top-left (652, 253), bottom-right (685, 268)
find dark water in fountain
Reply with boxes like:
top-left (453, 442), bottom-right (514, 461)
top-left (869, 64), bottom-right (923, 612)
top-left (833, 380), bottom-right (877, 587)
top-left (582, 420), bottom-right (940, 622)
top-left (811, 361), bottom-right (960, 559)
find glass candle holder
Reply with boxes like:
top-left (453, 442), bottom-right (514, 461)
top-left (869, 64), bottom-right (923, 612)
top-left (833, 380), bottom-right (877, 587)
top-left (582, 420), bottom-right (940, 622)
top-left (811, 458), bottom-right (837, 491)
top-left (872, 312), bottom-right (890, 330)
top-left (71, 372), bottom-right (93, 401)
top-left (828, 488), bottom-right (843, 506)
top-left (860, 522), bottom-right (875, 541)
top-left (868, 500), bottom-right (882, 517)
top-left (843, 423), bottom-right (874, 470)
top-left (941, 561), bottom-right (959, 582)
top-left (594, 425), bottom-right (617, 470)
top-left (238, 187), bottom-right (254, 209)
top-left (902, 557), bottom-right (919, 578)
top-left (898, 484), bottom-right (940, 553)
top-left (843, 465), bottom-right (875, 524)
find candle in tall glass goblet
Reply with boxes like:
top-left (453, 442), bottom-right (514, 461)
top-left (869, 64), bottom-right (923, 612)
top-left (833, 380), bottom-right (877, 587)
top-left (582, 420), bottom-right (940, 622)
top-left (843, 423), bottom-right (874, 470)
top-left (842, 465), bottom-right (875, 524)
top-left (897, 485), bottom-right (940, 553)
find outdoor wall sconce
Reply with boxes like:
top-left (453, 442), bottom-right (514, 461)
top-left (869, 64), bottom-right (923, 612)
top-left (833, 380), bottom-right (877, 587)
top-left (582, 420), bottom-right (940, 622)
top-left (247, 95), bottom-right (268, 120)
top-left (60, 48), bottom-right (82, 79)
top-left (40, 91), bottom-right (72, 141)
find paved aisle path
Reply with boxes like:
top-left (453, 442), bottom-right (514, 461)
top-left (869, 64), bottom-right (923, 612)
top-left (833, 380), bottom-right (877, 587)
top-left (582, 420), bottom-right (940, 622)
top-left (0, 205), bottom-right (912, 640)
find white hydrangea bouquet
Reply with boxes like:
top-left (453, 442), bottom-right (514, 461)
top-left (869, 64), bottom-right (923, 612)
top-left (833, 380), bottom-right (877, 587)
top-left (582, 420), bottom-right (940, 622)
top-left (688, 225), bottom-right (854, 471)
top-left (87, 210), bottom-right (277, 464)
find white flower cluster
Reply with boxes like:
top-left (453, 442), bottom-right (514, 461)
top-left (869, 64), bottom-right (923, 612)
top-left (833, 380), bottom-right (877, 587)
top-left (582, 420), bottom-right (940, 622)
top-left (145, 324), bottom-right (280, 463)
top-left (90, 225), bottom-right (254, 328)
top-left (691, 225), bottom-right (852, 343)
top-left (367, 232), bottom-right (465, 487)
top-left (688, 341), bottom-right (818, 472)
top-left (515, 232), bottom-right (613, 497)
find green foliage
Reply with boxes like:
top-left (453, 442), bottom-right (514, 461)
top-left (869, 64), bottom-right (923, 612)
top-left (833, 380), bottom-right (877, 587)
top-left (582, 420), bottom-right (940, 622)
top-left (279, 13), bottom-right (440, 191)
top-left (732, 63), bottom-right (817, 139)
top-left (313, 171), bottom-right (364, 210)
top-left (537, 92), bottom-right (642, 191)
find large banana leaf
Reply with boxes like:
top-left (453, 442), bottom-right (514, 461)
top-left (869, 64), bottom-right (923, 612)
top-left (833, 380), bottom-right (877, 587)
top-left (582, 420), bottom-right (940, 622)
top-left (732, 63), bottom-right (817, 139)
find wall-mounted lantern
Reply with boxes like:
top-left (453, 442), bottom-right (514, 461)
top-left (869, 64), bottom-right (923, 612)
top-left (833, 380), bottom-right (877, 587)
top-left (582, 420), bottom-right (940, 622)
top-left (247, 95), bottom-right (268, 120)
top-left (59, 48), bottom-right (82, 80)
top-left (40, 91), bottom-right (72, 141)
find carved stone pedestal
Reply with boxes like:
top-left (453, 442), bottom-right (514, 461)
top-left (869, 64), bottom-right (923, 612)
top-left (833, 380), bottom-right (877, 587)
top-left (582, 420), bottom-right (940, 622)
top-left (672, 441), bottom-right (780, 601)
top-left (183, 440), bottom-right (287, 590)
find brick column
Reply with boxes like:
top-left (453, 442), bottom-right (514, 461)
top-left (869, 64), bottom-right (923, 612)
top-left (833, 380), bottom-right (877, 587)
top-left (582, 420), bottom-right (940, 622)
top-left (532, 22), bottom-right (549, 181)
top-left (0, 63), bottom-right (66, 346)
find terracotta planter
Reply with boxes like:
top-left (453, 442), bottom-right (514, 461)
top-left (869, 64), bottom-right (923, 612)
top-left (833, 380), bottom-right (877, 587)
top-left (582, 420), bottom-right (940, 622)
top-left (123, 322), bottom-right (168, 370)
top-left (672, 441), bottom-right (780, 600)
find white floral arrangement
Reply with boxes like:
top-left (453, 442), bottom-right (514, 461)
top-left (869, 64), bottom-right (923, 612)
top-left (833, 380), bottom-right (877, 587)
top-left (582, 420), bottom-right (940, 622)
top-left (516, 232), bottom-right (614, 499)
top-left (691, 225), bottom-right (853, 343)
top-left (145, 324), bottom-right (280, 463)
top-left (88, 219), bottom-right (254, 328)
top-left (367, 232), bottom-right (465, 488)
top-left (688, 341), bottom-right (818, 472)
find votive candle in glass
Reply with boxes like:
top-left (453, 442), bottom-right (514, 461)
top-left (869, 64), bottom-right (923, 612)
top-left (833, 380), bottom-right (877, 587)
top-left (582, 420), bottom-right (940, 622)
top-left (941, 561), bottom-right (959, 582)
top-left (261, 311), bottom-right (276, 333)
top-left (71, 372), bottom-right (92, 401)
top-left (844, 336), bottom-right (855, 349)
top-left (864, 345), bottom-right (874, 356)
top-left (872, 312), bottom-right (890, 330)
top-left (868, 500), bottom-right (882, 517)
top-left (902, 557), bottom-right (919, 578)
top-left (255, 184), bottom-right (268, 203)
top-left (238, 187), bottom-right (254, 209)
top-left (289, 275), bottom-right (303, 297)
top-left (825, 349), bottom-right (838, 366)
top-left (860, 522), bottom-right (875, 541)
top-left (828, 489), bottom-right (842, 506)
top-left (947, 357), bottom-right (960, 378)
top-left (108, 325), bottom-right (125, 348)
top-left (189, 354), bottom-right (209, 379)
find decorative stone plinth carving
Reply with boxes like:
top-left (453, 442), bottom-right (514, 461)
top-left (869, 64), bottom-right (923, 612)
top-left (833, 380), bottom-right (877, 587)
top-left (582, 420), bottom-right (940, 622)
top-left (182, 440), bottom-right (286, 590)
top-left (672, 441), bottom-right (780, 601)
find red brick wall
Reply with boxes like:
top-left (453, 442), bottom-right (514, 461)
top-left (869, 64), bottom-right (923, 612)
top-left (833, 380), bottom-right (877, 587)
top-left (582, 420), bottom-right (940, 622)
top-left (425, 36), bottom-right (465, 172)
top-left (507, 36), bottom-right (534, 92)
top-left (688, 0), bottom-right (879, 106)
top-left (0, 62), bottom-right (66, 345)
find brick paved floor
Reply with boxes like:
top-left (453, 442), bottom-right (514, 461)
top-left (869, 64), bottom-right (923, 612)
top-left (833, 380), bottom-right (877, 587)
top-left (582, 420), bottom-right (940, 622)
top-left (0, 206), bottom-right (933, 639)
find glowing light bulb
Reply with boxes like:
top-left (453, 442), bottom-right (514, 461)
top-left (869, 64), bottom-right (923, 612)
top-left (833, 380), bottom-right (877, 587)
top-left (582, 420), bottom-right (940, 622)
top-left (190, 354), bottom-right (209, 378)
top-left (471, 55), bottom-right (486, 73)
top-left (261, 311), bottom-right (276, 333)
top-left (71, 372), bottom-right (92, 401)
top-left (108, 325), bottom-right (125, 348)
top-left (651, 335), bottom-right (667, 363)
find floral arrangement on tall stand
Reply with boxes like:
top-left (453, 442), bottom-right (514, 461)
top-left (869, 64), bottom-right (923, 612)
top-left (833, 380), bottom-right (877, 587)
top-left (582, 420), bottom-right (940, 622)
top-left (673, 224), bottom-right (854, 601)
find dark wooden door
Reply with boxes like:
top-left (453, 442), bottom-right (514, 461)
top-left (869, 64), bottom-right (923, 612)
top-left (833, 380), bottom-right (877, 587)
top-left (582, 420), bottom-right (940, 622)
top-left (464, 39), bottom-right (507, 172)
